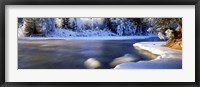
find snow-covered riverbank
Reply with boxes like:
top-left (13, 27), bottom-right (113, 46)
top-left (114, 42), bottom-right (182, 69)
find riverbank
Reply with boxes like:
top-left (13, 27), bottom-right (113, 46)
top-left (114, 42), bottom-right (182, 69)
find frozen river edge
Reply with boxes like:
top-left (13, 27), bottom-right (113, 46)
top-left (114, 42), bottom-right (182, 69)
top-left (18, 35), bottom-right (158, 40)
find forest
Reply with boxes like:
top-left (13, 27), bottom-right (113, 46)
top-left (18, 18), bottom-right (177, 36)
top-left (18, 18), bottom-right (182, 50)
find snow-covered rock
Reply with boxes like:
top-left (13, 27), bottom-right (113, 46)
top-left (110, 54), bottom-right (140, 67)
top-left (114, 42), bottom-right (182, 69)
top-left (84, 58), bottom-right (101, 69)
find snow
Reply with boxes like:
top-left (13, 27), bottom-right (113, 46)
top-left (48, 28), bottom-right (117, 37)
top-left (84, 58), bottom-right (101, 69)
top-left (110, 54), bottom-right (140, 67)
top-left (114, 42), bottom-right (182, 69)
top-left (114, 58), bottom-right (182, 69)
top-left (47, 28), bottom-right (77, 37)
top-left (18, 35), bottom-right (158, 40)
top-left (34, 28), bottom-right (118, 37)
top-left (133, 42), bottom-right (181, 56)
top-left (18, 18), bottom-right (156, 38)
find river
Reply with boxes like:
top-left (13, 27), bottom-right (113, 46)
top-left (18, 37), bottom-right (162, 69)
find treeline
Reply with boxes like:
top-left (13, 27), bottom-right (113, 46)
top-left (18, 18), bottom-right (179, 37)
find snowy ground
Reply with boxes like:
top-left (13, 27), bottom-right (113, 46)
top-left (114, 42), bottom-right (182, 69)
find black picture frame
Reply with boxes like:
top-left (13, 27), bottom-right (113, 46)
top-left (0, 0), bottom-right (199, 87)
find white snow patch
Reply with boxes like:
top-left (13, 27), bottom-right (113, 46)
top-left (48, 28), bottom-right (77, 37)
top-left (133, 42), bottom-right (182, 57)
top-left (114, 58), bottom-right (182, 69)
top-left (46, 28), bottom-right (117, 37)
top-left (114, 42), bottom-right (182, 69)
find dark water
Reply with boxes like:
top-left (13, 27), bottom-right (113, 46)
top-left (18, 37), bottom-right (162, 69)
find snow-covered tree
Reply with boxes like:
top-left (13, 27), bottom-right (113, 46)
top-left (146, 18), bottom-right (182, 50)
top-left (18, 18), bottom-right (55, 37)
top-left (55, 18), bottom-right (63, 28)
top-left (18, 18), bottom-right (181, 40)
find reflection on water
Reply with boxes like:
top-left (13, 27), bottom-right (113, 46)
top-left (18, 37), bottom-right (162, 69)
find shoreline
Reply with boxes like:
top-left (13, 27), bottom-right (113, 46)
top-left (114, 42), bottom-right (182, 69)
top-left (18, 35), bottom-right (158, 41)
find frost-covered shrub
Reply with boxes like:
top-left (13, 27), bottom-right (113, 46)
top-left (165, 29), bottom-right (174, 39)
top-left (47, 28), bottom-right (117, 37)
top-left (55, 18), bottom-right (63, 28)
top-left (158, 32), bottom-right (166, 40)
top-left (147, 27), bottom-right (153, 32)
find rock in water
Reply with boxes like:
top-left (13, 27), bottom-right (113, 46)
top-left (110, 54), bottom-right (140, 67)
top-left (84, 58), bottom-right (101, 69)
